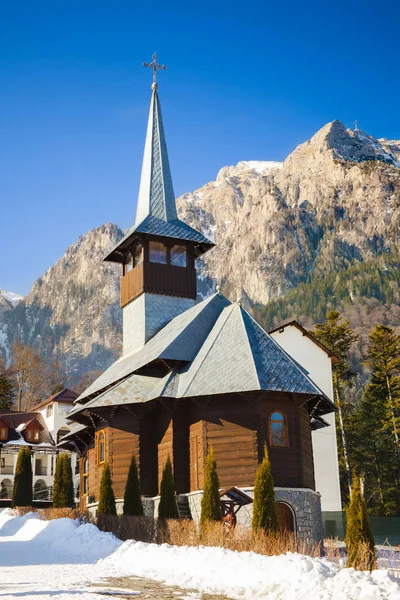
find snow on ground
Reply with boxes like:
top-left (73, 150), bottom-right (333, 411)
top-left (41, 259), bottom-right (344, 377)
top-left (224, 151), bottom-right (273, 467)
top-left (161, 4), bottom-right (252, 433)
top-left (0, 509), bottom-right (399, 600)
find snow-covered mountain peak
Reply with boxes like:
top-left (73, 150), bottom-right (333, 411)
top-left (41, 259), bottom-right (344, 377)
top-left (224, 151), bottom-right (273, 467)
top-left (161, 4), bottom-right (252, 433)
top-left (216, 160), bottom-right (283, 181)
top-left (0, 288), bottom-right (23, 308)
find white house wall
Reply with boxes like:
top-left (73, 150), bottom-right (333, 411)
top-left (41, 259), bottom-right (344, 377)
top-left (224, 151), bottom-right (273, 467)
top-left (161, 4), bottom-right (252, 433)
top-left (269, 326), bottom-right (342, 512)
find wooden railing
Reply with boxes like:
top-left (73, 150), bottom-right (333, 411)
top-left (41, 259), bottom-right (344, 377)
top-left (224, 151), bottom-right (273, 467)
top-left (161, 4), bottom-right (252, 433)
top-left (120, 262), bottom-right (144, 307)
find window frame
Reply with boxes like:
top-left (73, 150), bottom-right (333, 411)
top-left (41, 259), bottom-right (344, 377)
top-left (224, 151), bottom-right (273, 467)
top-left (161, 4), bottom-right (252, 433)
top-left (46, 404), bottom-right (53, 417)
top-left (170, 244), bottom-right (187, 267)
top-left (149, 241), bottom-right (167, 264)
top-left (133, 244), bottom-right (143, 267)
top-left (81, 456), bottom-right (89, 496)
top-left (0, 427), bottom-right (7, 441)
top-left (96, 429), bottom-right (106, 465)
top-left (268, 410), bottom-right (289, 448)
top-left (26, 429), bottom-right (40, 443)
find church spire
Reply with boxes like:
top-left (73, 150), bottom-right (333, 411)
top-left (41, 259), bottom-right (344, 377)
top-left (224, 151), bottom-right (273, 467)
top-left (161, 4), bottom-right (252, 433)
top-left (135, 54), bottom-right (177, 227)
top-left (104, 55), bottom-right (213, 265)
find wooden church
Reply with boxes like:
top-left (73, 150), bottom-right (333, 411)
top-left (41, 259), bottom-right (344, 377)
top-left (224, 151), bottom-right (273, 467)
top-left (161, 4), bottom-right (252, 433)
top-left (63, 55), bottom-right (336, 541)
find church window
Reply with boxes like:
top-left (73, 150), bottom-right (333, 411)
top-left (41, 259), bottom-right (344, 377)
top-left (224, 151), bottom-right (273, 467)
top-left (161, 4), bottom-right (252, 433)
top-left (0, 427), bottom-right (7, 441)
top-left (82, 457), bottom-right (88, 495)
top-left (269, 411), bottom-right (288, 447)
top-left (46, 404), bottom-right (53, 417)
top-left (125, 253), bottom-right (133, 273)
top-left (149, 241), bottom-right (167, 264)
top-left (97, 430), bottom-right (106, 464)
top-left (134, 244), bottom-right (143, 267)
top-left (171, 245), bottom-right (187, 267)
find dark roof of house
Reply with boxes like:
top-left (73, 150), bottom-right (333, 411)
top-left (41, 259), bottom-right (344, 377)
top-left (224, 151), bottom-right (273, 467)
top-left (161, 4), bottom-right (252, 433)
top-left (70, 292), bottom-right (335, 421)
top-left (0, 411), bottom-right (53, 445)
top-left (31, 388), bottom-right (78, 411)
top-left (268, 320), bottom-right (340, 364)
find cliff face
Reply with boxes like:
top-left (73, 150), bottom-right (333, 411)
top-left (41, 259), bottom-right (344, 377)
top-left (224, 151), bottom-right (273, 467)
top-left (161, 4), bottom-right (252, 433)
top-left (1, 223), bottom-right (124, 377)
top-left (1, 121), bottom-right (399, 380)
top-left (177, 121), bottom-right (400, 306)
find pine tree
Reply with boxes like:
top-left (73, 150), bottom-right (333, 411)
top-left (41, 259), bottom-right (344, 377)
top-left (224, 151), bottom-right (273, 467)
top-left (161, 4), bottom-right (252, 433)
top-left (158, 456), bottom-right (178, 520)
top-left (12, 446), bottom-right (33, 507)
top-left (52, 454), bottom-right (64, 508)
top-left (350, 325), bottom-right (400, 515)
top-left (0, 361), bottom-right (15, 410)
top-left (252, 444), bottom-right (278, 533)
top-left (98, 462), bottom-right (117, 515)
top-left (200, 445), bottom-right (222, 526)
top-left (346, 474), bottom-right (376, 571)
top-left (62, 454), bottom-right (74, 508)
top-left (123, 454), bottom-right (143, 516)
top-left (364, 325), bottom-right (400, 465)
top-left (312, 310), bottom-right (358, 499)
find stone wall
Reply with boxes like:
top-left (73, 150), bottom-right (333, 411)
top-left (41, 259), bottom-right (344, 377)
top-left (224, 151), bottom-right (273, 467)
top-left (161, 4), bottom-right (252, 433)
top-left (185, 487), bottom-right (323, 544)
top-left (86, 486), bottom-right (323, 544)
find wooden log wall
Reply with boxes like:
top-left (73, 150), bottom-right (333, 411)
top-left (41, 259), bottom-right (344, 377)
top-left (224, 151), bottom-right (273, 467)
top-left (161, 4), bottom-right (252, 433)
top-left (107, 411), bottom-right (140, 499)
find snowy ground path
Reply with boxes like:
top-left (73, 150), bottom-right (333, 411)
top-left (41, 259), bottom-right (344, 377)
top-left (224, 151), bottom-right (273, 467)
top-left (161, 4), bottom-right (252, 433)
top-left (1, 509), bottom-right (400, 600)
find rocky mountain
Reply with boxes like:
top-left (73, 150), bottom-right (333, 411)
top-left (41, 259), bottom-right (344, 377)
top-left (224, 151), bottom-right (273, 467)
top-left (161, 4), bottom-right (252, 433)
top-left (0, 223), bottom-right (123, 378)
top-left (1, 121), bottom-right (400, 383)
top-left (177, 121), bottom-right (400, 306)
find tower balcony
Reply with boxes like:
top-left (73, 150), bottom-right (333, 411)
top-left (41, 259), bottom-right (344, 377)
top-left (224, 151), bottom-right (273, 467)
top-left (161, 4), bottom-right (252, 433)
top-left (120, 261), bottom-right (197, 308)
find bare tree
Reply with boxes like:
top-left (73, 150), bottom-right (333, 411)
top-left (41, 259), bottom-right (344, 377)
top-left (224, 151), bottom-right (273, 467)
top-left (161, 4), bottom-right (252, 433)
top-left (11, 341), bottom-right (49, 411)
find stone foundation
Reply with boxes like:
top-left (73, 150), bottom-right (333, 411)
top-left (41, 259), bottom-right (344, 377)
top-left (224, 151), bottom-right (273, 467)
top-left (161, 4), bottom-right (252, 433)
top-left (186, 487), bottom-right (323, 544)
top-left (87, 487), bottom-right (323, 544)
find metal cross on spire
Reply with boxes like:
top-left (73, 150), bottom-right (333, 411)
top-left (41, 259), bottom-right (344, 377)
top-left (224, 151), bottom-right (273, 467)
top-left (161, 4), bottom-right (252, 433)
top-left (143, 52), bottom-right (167, 90)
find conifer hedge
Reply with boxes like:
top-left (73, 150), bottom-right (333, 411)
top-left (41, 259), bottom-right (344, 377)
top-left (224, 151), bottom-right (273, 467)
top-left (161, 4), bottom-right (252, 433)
top-left (252, 444), bottom-right (278, 533)
top-left (12, 446), bottom-right (33, 507)
top-left (123, 454), bottom-right (143, 516)
top-left (98, 462), bottom-right (117, 515)
top-left (158, 456), bottom-right (178, 520)
top-left (345, 474), bottom-right (376, 571)
top-left (200, 445), bottom-right (222, 526)
top-left (53, 454), bottom-right (74, 508)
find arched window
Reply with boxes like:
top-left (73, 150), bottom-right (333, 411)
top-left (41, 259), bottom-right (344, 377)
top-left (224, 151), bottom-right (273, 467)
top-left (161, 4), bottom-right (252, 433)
top-left (0, 479), bottom-right (12, 499)
top-left (57, 427), bottom-right (70, 444)
top-left (33, 479), bottom-right (48, 500)
top-left (269, 411), bottom-right (288, 447)
top-left (171, 245), bottom-right (187, 267)
top-left (149, 241), bottom-right (167, 264)
top-left (97, 430), bottom-right (106, 464)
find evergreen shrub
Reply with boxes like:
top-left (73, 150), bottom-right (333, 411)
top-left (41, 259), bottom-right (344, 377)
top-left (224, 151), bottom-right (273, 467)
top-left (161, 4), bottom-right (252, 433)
top-left (123, 454), bottom-right (143, 516)
top-left (12, 446), bottom-right (33, 507)
top-left (345, 474), bottom-right (376, 571)
top-left (200, 445), bottom-right (222, 527)
top-left (98, 462), bottom-right (117, 515)
top-left (252, 444), bottom-right (278, 533)
top-left (158, 455), bottom-right (178, 520)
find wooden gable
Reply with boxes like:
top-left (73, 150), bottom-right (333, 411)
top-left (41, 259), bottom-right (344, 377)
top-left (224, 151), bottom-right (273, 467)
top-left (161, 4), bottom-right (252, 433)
top-left (24, 418), bottom-right (43, 443)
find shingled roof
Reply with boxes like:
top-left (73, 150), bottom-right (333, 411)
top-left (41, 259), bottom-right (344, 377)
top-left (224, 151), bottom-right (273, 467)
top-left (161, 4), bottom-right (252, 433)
top-left (103, 88), bottom-right (214, 263)
top-left (70, 292), bottom-right (335, 419)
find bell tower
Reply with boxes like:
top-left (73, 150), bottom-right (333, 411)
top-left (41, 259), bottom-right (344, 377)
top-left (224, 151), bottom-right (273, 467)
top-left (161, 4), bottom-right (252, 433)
top-left (104, 54), bottom-right (214, 355)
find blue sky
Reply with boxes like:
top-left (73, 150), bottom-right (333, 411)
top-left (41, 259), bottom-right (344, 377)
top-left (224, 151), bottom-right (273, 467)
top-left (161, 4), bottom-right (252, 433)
top-left (1, 0), bottom-right (399, 295)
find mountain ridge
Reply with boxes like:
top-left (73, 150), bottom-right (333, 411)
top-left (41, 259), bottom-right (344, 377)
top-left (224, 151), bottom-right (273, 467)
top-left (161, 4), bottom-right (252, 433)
top-left (1, 120), bottom-right (399, 383)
